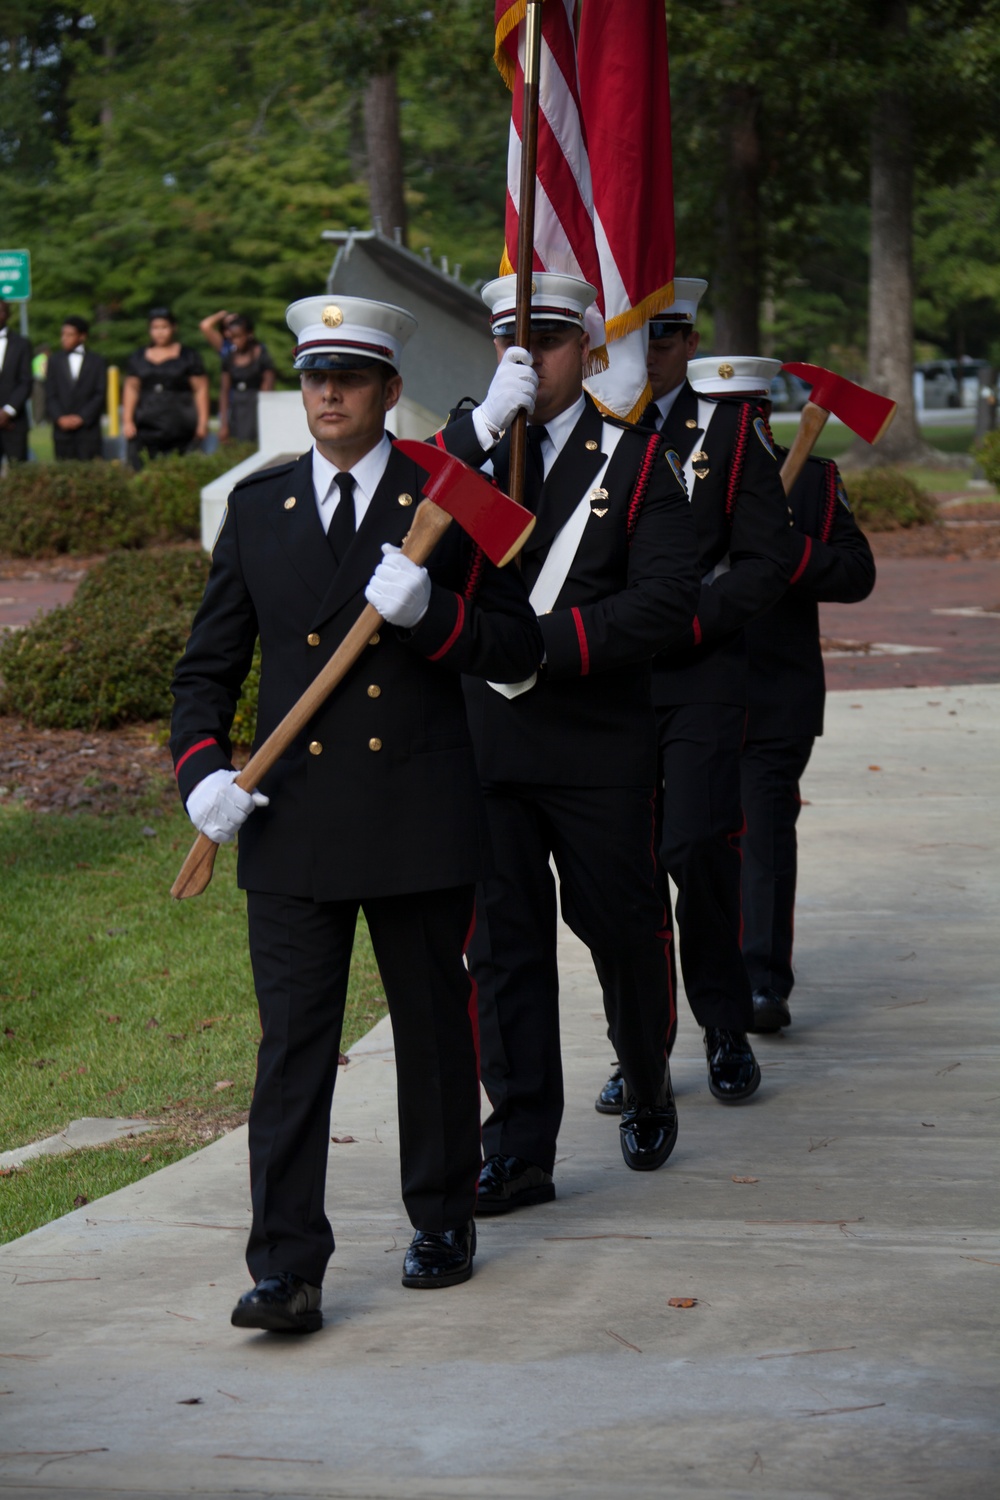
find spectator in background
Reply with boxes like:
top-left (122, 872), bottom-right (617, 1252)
top-left (122, 307), bottom-right (209, 468)
top-left (199, 308), bottom-right (240, 359)
top-left (0, 298), bottom-right (33, 468)
top-left (45, 317), bottom-right (107, 462)
top-left (219, 316), bottom-right (275, 445)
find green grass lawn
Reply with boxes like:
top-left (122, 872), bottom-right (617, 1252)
top-left (769, 419), bottom-right (978, 463)
top-left (0, 795), bottom-right (386, 1243)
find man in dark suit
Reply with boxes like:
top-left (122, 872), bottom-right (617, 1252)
top-left (0, 299), bottom-right (33, 467)
top-left (170, 294), bottom-right (543, 1332)
top-left (596, 289), bottom-right (793, 1113)
top-left (741, 444), bottom-right (876, 1032)
top-left (438, 272), bottom-right (701, 1211)
top-left (45, 316), bottom-right (107, 461)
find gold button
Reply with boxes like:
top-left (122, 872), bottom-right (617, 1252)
top-left (322, 304), bottom-right (343, 328)
top-left (308, 740), bottom-right (323, 755)
top-left (284, 496), bottom-right (296, 510)
top-left (398, 492), bottom-right (413, 507)
top-left (368, 737), bottom-right (382, 752)
top-left (367, 684), bottom-right (381, 698)
top-left (307, 632), bottom-right (320, 646)
top-left (368, 632), bottom-right (380, 646)
top-left (685, 418), bottom-right (698, 429)
top-left (585, 439), bottom-right (599, 451)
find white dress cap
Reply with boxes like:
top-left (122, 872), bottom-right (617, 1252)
top-left (649, 277), bottom-right (709, 327)
top-left (286, 295), bottom-right (417, 371)
top-left (482, 272), bottom-right (598, 336)
top-left (687, 355), bottom-right (783, 398)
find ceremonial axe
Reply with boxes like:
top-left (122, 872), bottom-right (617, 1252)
top-left (778, 362), bottom-right (896, 494)
top-left (170, 441), bottom-right (535, 900)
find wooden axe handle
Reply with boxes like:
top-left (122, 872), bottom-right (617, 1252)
top-left (170, 498), bottom-right (454, 900)
top-left (779, 402), bottom-right (830, 495)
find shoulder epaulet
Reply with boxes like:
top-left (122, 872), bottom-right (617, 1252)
top-left (231, 458), bottom-right (300, 493)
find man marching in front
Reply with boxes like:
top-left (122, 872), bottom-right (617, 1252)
top-left (440, 272), bottom-right (700, 1212)
top-left (170, 295), bottom-right (542, 1331)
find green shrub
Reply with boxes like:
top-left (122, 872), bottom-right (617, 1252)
top-left (975, 429), bottom-right (1000, 490)
top-left (0, 462), bottom-right (144, 556)
top-left (0, 549), bottom-right (210, 729)
top-left (132, 444), bottom-right (254, 541)
top-left (0, 445), bottom-right (256, 557)
top-left (231, 642), bottom-right (261, 750)
top-left (846, 468), bottom-right (938, 531)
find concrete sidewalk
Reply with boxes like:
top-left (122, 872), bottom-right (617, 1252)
top-left (1, 684), bottom-right (998, 1499)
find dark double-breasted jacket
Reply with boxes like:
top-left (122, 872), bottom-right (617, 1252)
top-left (746, 454), bottom-right (876, 741)
top-left (45, 348), bottom-right (108, 430)
top-left (439, 393), bottom-right (701, 787)
top-left (169, 442), bottom-right (543, 901)
top-left (0, 331), bottom-right (32, 422)
top-left (652, 380), bottom-right (795, 708)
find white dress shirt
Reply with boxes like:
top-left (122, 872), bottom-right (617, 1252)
top-left (311, 434), bottom-right (392, 534)
top-left (68, 348), bottom-right (85, 381)
top-left (0, 327), bottom-right (16, 416)
top-left (530, 393), bottom-right (586, 477)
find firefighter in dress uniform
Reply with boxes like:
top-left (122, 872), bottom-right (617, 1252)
top-left (438, 272), bottom-right (701, 1213)
top-left (170, 295), bottom-right (543, 1331)
top-left (596, 284), bottom-right (793, 1114)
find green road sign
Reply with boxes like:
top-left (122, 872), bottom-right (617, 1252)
top-left (0, 250), bottom-right (31, 300)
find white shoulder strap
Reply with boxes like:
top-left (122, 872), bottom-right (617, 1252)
top-left (681, 399), bottom-right (719, 500)
top-left (489, 422), bottom-right (625, 698)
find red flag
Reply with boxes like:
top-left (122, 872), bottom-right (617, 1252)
top-left (579, 0), bottom-right (675, 418)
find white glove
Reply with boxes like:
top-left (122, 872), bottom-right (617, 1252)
top-left (185, 768), bottom-right (269, 845)
top-left (473, 346), bottom-right (537, 447)
top-left (365, 543), bottom-right (432, 628)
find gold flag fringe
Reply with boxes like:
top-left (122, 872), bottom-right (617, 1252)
top-left (603, 281), bottom-right (675, 344)
top-left (587, 379), bottom-right (653, 427)
top-left (494, 2), bottom-right (528, 91)
top-left (584, 344), bottom-right (609, 376)
top-left (499, 246), bottom-right (515, 276)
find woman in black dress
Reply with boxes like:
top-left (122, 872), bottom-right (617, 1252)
top-left (218, 317), bottom-right (276, 444)
top-left (123, 308), bottom-right (209, 467)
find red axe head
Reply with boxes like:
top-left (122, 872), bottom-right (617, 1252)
top-left (782, 362), bottom-right (896, 445)
top-left (393, 439), bottom-right (535, 567)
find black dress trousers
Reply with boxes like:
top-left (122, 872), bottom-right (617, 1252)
top-left (245, 884), bottom-right (481, 1288)
top-left (656, 701), bottom-right (754, 1032)
top-left (470, 782), bottom-right (674, 1175)
top-left (739, 736), bottom-right (815, 1000)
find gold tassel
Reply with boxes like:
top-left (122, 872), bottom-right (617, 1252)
top-left (499, 247), bottom-right (515, 276)
top-left (583, 344), bottom-right (609, 377)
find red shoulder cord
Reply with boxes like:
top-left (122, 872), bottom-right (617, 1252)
top-left (462, 542), bottom-right (486, 601)
top-left (723, 402), bottom-right (754, 522)
top-left (820, 460), bottom-right (838, 543)
top-left (626, 432), bottom-right (661, 544)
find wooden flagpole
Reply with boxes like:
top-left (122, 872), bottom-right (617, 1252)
top-left (509, 0), bottom-right (544, 510)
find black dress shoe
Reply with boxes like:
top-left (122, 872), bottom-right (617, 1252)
top-left (475, 1154), bottom-right (555, 1215)
top-left (595, 1063), bottom-right (624, 1115)
top-left (402, 1221), bottom-right (476, 1289)
top-left (704, 1027), bottom-right (761, 1103)
top-left (749, 987), bottom-right (792, 1033)
top-left (231, 1272), bottom-right (322, 1334)
top-left (619, 1076), bottom-right (678, 1171)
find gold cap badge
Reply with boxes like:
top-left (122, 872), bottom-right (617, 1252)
top-left (322, 304), bottom-right (344, 328)
top-left (718, 362), bottom-right (734, 380)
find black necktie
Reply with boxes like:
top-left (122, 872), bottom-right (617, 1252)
top-left (523, 424), bottom-right (548, 512)
top-left (639, 400), bottom-right (661, 431)
top-left (327, 471), bottom-right (356, 564)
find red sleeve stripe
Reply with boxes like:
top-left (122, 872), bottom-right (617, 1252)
top-left (571, 606), bottom-right (590, 675)
top-left (427, 593), bottom-right (465, 661)
top-left (691, 614), bottom-right (702, 647)
top-left (789, 534), bottom-right (813, 585)
top-left (174, 738), bottom-right (217, 778)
